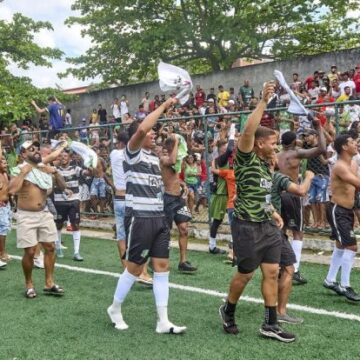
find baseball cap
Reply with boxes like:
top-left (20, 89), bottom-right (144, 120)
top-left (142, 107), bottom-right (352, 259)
top-left (81, 118), bottom-right (86, 122)
top-left (20, 140), bottom-right (40, 151)
top-left (320, 86), bottom-right (327, 92)
top-left (208, 98), bottom-right (214, 103)
top-left (228, 99), bottom-right (235, 105)
top-left (331, 64), bottom-right (337, 68)
top-left (304, 129), bottom-right (317, 136)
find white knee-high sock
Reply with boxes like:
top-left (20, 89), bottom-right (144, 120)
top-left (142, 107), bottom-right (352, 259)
top-left (153, 271), bottom-right (169, 324)
top-left (73, 230), bottom-right (81, 254)
top-left (291, 240), bottom-right (303, 272)
top-left (209, 237), bottom-right (216, 250)
top-left (56, 230), bottom-right (62, 250)
top-left (113, 269), bottom-right (137, 306)
top-left (340, 249), bottom-right (356, 288)
top-left (326, 247), bottom-right (344, 282)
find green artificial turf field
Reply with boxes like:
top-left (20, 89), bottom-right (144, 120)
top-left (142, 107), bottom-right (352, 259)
top-left (1, 231), bottom-right (359, 360)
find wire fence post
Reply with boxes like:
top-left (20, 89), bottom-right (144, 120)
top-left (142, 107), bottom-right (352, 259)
top-left (108, 124), bottom-right (114, 151)
top-left (203, 115), bottom-right (212, 232)
top-left (334, 103), bottom-right (339, 134)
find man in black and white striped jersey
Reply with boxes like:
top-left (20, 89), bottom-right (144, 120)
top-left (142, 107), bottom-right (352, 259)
top-left (107, 97), bottom-right (186, 334)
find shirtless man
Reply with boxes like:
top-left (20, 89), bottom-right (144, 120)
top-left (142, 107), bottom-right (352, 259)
top-left (9, 140), bottom-right (66, 298)
top-left (323, 133), bottom-right (360, 301)
top-left (277, 121), bottom-right (326, 284)
top-left (0, 141), bottom-right (10, 268)
top-left (160, 135), bottom-right (196, 273)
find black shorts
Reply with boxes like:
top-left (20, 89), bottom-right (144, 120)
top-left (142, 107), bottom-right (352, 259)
top-left (231, 217), bottom-right (282, 274)
top-left (281, 192), bottom-right (303, 232)
top-left (54, 201), bottom-right (80, 226)
top-left (327, 203), bottom-right (356, 247)
top-left (280, 232), bottom-right (296, 268)
top-left (124, 216), bottom-right (170, 265)
top-left (164, 193), bottom-right (192, 229)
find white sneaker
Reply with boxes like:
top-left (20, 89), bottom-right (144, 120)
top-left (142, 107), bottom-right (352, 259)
top-left (0, 260), bottom-right (7, 269)
top-left (156, 321), bottom-right (187, 334)
top-left (33, 257), bottom-right (44, 269)
top-left (107, 305), bottom-right (128, 330)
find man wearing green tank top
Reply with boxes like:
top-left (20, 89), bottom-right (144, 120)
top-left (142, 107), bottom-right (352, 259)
top-left (219, 83), bottom-right (296, 343)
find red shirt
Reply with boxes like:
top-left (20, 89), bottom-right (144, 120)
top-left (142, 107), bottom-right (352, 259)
top-left (354, 73), bottom-right (360, 92)
top-left (195, 90), bottom-right (206, 107)
top-left (316, 96), bottom-right (334, 126)
top-left (200, 159), bottom-right (207, 182)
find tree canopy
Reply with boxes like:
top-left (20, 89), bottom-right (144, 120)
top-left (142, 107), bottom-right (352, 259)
top-left (63, 0), bottom-right (360, 85)
top-left (0, 13), bottom-right (72, 123)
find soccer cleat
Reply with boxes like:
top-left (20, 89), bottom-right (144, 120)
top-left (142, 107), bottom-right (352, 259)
top-left (259, 323), bottom-right (296, 343)
top-left (178, 261), bottom-right (197, 273)
top-left (219, 304), bottom-right (239, 335)
top-left (209, 247), bottom-right (226, 255)
top-left (0, 259), bottom-right (7, 269)
top-left (323, 279), bottom-right (343, 295)
top-left (156, 321), bottom-right (186, 334)
top-left (292, 271), bottom-right (307, 285)
top-left (107, 305), bottom-right (129, 330)
top-left (340, 286), bottom-right (360, 302)
top-left (33, 257), bottom-right (44, 269)
top-left (277, 313), bottom-right (304, 325)
top-left (56, 248), bottom-right (64, 258)
top-left (73, 253), bottom-right (84, 261)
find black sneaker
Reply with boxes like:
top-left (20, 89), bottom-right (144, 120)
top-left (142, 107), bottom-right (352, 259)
top-left (341, 286), bottom-right (360, 302)
top-left (178, 261), bottom-right (197, 273)
top-left (292, 271), bottom-right (307, 285)
top-left (259, 323), bottom-right (296, 343)
top-left (219, 305), bottom-right (239, 335)
top-left (209, 247), bottom-right (226, 255)
top-left (323, 279), bottom-right (343, 295)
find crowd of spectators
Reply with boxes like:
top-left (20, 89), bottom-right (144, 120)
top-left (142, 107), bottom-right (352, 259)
top-left (1, 63), bottom-right (360, 230)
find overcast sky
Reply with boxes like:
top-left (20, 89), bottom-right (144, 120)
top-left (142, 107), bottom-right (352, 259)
top-left (0, 0), bottom-right (95, 89)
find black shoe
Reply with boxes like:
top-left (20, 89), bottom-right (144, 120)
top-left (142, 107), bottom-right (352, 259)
top-left (219, 305), bottom-right (239, 335)
top-left (323, 279), bottom-right (343, 295)
top-left (178, 261), bottom-right (197, 273)
top-left (259, 323), bottom-right (296, 343)
top-left (341, 286), bottom-right (360, 302)
top-left (292, 271), bottom-right (307, 285)
top-left (209, 247), bottom-right (226, 255)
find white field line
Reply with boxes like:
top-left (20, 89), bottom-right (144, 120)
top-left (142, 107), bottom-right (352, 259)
top-left (10, 255), bottom-right (360, 322)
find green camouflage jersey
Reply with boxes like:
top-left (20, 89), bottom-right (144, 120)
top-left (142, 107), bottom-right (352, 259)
top-left (234, 149), bottom-right (273, 222)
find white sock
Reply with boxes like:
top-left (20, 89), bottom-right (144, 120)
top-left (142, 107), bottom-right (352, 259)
top-left (56, 230), bottom-right (62, 250)
top-left (326, 247), bottom-right (344, 282)
top-left (340, 249), bottom-right (356, 288)
top-left (291, 240), bottom-right (303, 272)
top-left (73, 230), bottom-right (81, 254)
top-left (153, 272), bottom-right (169, 324)
top-left (113, 268), bottom-right (137, 304)
top-left (209, 237), bottom-right (216, 250)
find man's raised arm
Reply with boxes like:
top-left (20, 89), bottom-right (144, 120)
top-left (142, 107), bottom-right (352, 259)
top-left (238, 83), bottom-right (274, 153)
top-left (128, 97), bottom-right (177, 152)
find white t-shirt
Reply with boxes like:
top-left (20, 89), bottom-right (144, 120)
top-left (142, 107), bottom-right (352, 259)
top-left (339, 80), bottom-right (356, 95)
top-left (112, 103), bottom-right (121, 118)
top-left (120, 100), bottom-right (129, 116)
top-left (110, 148), bottom-right (126, 190)
top-left (65, 113), bottom-right (72, 125)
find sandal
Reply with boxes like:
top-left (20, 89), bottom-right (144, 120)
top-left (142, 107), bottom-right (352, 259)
top-left (25, 288), bottom-right (37, 299)
top-left (43, 284), bottom-right (65, 296)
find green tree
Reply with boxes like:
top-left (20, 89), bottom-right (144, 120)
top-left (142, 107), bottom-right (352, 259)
top-left (63, 0), bottom-right (360, 85)
top-left (0, 13), bottom-right (72, 123)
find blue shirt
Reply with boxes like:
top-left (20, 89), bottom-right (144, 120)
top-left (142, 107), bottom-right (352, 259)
top-left (47, 103), bottom-right (64, 130)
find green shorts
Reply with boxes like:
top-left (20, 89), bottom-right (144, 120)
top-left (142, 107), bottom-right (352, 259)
top-left (209, 194), bottom-right (227, 221)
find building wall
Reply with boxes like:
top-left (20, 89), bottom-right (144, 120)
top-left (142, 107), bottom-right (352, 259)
top-left (67, 47), bottom-right (360, 124)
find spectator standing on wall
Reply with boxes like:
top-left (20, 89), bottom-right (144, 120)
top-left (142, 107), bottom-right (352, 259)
top-left (98, 104), bottom-right (107, 125)
top-left (141, 92), bottom-right (151, 113)
top-left (120, 95), bottom-right (129, 122)
top-left (207, 87), bottom-right (217, 105)
top-left (31, 96), bottom-right (64, 139)
top-left (291, 73), bottom-right (303, 93)
top-left (353, 64), bottom-right (360, 99)
top-left (64, 109), bottom-right (72, 128)
top-left (327, 65), bottom-right (340, 83)
top-left (217, 85), bottom-right (230, 108)
top-left (239, 80), bottom-right (255, 108)
top-left (111, 98), bottom-right (121, 123)
top-left (339, 72), bottom-right (356, 96)
top-left (195, 85), bottom-right (206, 108)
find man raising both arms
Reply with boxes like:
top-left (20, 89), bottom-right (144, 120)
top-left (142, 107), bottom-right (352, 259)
top-left (277, 125), bottom-right (326, 284)
top-left (107, 97), bottom-right (186, 333)
top-left (160, 135), bottom-right (196, 273)
top-left (9, 141), bottom-right (66, 298)
top-left (323, 133), bottom-right (360, 301)
top-left (219, 83), bottom-right (296, 343)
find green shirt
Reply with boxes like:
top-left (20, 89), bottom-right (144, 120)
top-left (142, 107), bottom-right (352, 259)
top-left (271, 172), bottom-right (291, 213)
top-left (234, 149), bottom-right (273, 222)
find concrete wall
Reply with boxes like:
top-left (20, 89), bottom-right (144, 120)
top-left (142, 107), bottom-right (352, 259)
top-left (67, 47), bottom-right (360, 124)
